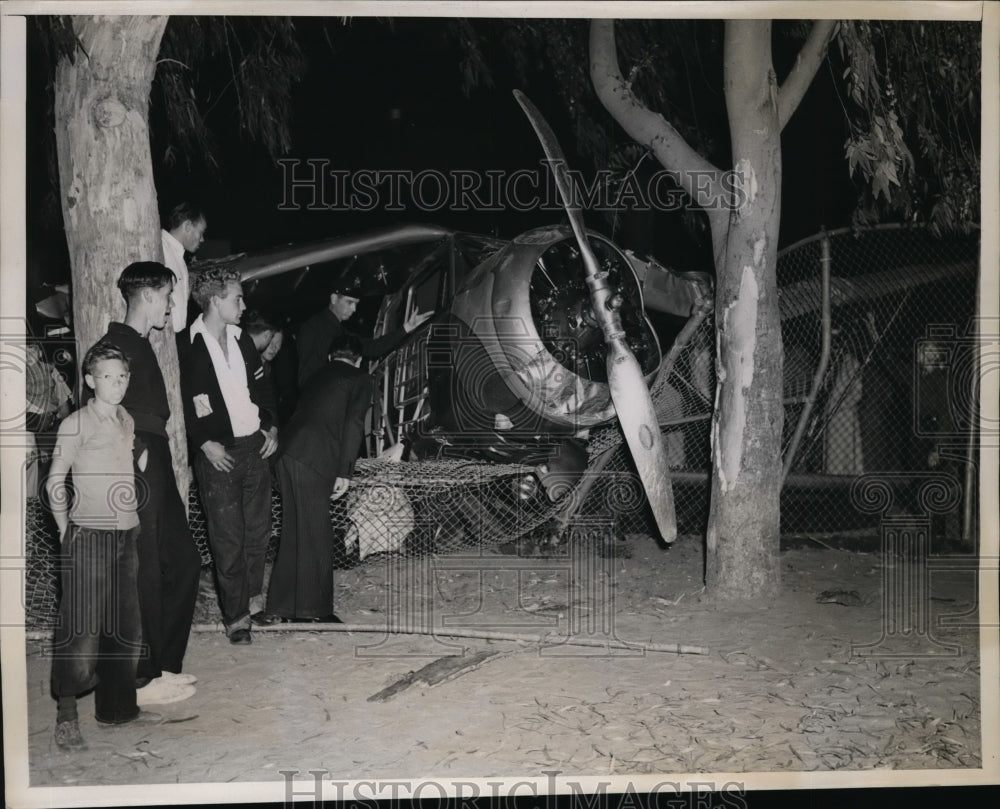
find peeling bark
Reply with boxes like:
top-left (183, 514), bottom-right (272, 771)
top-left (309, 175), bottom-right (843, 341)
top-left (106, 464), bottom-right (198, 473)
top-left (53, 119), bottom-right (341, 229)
top-left (714, 264), bottom-right (759, 493)
top-left (55, 16), bottom-right (191, 498)
top-left (590, 19), bottom-right (833, 599)
top-left (705, 21), bottom-right (783, 599)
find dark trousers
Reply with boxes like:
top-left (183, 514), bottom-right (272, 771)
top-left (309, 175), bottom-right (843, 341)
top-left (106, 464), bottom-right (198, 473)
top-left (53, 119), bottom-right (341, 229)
top-left (266, 455), bottom-right (334, 619)
top-left (193, 433), bottom-right (271, 632)
top-left (50, 523), bottom-right (142, 724)
top-left (134, 431), bottom-right (201, 681)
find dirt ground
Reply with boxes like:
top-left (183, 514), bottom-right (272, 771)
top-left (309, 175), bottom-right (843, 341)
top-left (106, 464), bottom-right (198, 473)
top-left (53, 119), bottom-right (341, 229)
top-left (21, 532), bottom-right (982, 786)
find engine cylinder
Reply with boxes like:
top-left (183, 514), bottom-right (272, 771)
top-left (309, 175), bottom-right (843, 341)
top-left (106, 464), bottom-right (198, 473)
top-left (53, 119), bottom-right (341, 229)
top-left (452, 225), bottom-right (661, 432)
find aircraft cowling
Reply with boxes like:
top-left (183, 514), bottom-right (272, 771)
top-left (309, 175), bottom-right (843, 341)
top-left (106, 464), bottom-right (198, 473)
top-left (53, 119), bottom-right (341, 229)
top-left (447, 224), bottom-right (661, 435)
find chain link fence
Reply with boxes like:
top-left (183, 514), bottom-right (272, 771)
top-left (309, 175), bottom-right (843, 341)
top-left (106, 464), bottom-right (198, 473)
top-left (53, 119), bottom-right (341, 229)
top-left (775, 225), bottom-right (978, 539)
top-left (611, 224), bottom-right (980, 539)
top-left (21, 224), bottom-right (980, 626)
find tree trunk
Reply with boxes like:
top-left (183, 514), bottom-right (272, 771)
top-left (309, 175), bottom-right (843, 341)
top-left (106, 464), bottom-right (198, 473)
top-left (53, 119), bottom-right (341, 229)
top-left (704, 21), bottom-right (784, 599)
top-left (150, 317), bottom-right (192, 507)
top-left (591, 19), bottom-right (835, 599)
top-left (54, 16), bottom-right (191, 501)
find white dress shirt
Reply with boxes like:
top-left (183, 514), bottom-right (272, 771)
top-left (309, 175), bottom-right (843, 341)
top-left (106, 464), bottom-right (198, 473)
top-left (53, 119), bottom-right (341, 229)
top-left (189, 315), bottom-right (261, 438)
top-left (162, 229), bottom-right (189, 333)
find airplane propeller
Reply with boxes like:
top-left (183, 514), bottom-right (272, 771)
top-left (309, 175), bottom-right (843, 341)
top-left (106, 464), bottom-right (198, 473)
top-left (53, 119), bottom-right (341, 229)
top-left (513, 90), bottom-right (677, 544)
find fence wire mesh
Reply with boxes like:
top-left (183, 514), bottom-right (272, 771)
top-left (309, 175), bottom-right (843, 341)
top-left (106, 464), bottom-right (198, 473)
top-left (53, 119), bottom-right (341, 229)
top-left (609, 224), bottom-right (980, 538)
top-left (775, 225), bottom-right (978, 536)
top-left (21, 225), bottom-right (980, 627)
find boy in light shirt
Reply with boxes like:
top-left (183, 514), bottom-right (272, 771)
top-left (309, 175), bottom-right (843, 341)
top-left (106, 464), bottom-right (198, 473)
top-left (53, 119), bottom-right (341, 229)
top-left (46, 342), bottom-right (155, 750)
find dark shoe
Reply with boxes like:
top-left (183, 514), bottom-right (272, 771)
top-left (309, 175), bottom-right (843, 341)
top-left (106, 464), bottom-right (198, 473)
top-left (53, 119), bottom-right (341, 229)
top-left (229, 628), bottom-right (252, 645)
top-left (251, 612), bottom-right (287, 626)
top-left (292, 613), bottom-right (343, 624)
top-left (96, 709), bottom-right (163, 726)
top-left (54, 718), bottom-right (86, 750)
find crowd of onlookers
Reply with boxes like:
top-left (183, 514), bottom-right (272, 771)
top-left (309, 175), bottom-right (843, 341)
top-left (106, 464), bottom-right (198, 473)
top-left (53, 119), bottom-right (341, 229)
top-left (29, 197), bottom-right (966, 754)
top-left (37, 201), bottom-right (432, 752)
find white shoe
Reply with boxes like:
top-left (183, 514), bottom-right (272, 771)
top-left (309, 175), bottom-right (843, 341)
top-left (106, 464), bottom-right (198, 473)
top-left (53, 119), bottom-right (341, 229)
top-left (136, 678), bottom-right (196, 706)
top-left (159, 670), bottom-right (197, 686)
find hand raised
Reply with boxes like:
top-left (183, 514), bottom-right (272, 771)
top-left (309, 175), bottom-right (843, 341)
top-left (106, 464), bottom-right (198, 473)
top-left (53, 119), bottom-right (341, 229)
top-left (403, 306), bottom-right (435, 333)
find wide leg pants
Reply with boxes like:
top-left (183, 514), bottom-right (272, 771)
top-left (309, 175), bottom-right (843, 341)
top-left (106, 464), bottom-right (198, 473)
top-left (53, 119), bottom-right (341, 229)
top-left (134, 432), bottom-right (201, 680)
top-left (50, 524), bottom-right (142, 723)
top-left (266, 455), bottom-right (334, 619)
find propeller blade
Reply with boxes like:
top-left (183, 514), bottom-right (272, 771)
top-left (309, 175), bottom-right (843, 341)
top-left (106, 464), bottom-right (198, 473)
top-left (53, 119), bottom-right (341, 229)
top-left (606, 339), bottom-right (678, 542)
top-left (513, 90), bottom-right (677, 543)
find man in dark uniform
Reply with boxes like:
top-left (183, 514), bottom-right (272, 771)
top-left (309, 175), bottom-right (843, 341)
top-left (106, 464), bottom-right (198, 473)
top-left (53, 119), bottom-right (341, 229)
top-left (93, 262), bottom-right (201, 705)
top-left (296, 280), bottom-right (433, 387)
top-left (256, 334), bottom-right (372, 623)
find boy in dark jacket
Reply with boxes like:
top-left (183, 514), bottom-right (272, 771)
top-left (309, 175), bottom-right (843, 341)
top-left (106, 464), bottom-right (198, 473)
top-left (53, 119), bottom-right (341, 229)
top-left (94, 261), bottom-right (200, 706)
top-left (179, 268), bottom-right (278, 644)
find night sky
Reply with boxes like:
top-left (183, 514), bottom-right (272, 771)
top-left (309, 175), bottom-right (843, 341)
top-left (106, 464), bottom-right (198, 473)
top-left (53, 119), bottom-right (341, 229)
top-left (26, 16), bottom-right (858, 296)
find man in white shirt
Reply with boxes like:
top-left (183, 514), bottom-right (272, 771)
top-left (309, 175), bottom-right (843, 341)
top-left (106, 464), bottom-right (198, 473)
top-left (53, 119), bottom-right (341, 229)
top-left (161, 202), bottom-right (207, 333)
top-left (179, 268), bottom-right (278, 645)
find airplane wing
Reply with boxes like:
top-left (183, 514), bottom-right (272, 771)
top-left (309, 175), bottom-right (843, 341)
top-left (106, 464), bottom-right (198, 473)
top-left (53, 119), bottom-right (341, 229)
top-left (626, 254), bottom-right (976, 323)
top-left (778, 259), bottom-right (976, 320)
top-left (624, 252), bottom-right (714, 318)
top-left (190, 223), bottom-right (455, 283)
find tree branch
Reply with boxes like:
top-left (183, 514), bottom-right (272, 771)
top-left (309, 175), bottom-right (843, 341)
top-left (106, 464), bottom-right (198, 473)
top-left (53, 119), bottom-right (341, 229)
top-left (589, 19), bottom-right (726, 221)
top-left (777, 20), bottom-right (838, 131)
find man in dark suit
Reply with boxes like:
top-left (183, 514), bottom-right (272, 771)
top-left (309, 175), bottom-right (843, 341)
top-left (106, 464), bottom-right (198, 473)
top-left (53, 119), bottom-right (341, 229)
top-left (257, 333), bottom-right (372, 623)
